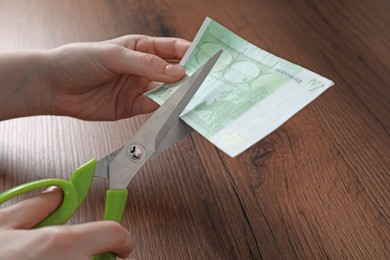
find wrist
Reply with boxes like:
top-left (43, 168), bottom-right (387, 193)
top-left (0, 49), bottom-right (51, 120)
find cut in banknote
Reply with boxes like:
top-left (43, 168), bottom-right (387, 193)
top-left (146, 17), bottom-right (334, 157)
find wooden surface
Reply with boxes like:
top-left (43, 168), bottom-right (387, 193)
top-left (0, 0), bottom-right (389, 259)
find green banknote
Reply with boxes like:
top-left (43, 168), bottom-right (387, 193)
top-left (146, 17), bottom-right (334, 157)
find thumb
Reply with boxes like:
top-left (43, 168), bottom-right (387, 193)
top-left (118, 49), bottom-right (186, 82)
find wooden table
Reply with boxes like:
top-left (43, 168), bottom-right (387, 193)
top-left (0, 0), bottom-right (389, 259)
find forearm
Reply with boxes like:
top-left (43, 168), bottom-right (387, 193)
top-left (0, 50), bottom-right (50, 120)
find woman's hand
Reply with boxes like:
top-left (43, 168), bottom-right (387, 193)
top-left (0, 187), bottom-right (134, 259)
top-left (45, 35), bottom-right (190, 120)
top-left (0, 35), bottom-right (190, 121)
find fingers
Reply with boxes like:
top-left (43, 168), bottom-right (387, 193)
top-left (118, 49), bottom-right (187, 82)
top-left (37, 221), bottom-right (134, 258)
top-left (110, 35), bottom-right (191, 60)
top-left (0, 221), bottom-right (134, 259)
top-left (107, 35), bottom-right (190, 82)
top-left (0, 187), bottom-right (63, 229)
top-left (74, 221), bottom-right (134, 258)
top-left (133, 36), bottom-right (190, 60)
top-left (0, 188), bottom-right (134, 258)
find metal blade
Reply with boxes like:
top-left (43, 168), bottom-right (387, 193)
top-left (94, 147), bottom-right (122, 179)
top-left (107, 50), bottom-right (222, 189)
top-left (154, 118), bottom-right (194, 156)
top-left (94, 119), bottom-right (193, 179)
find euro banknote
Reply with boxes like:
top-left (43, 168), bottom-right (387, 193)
top-left (146, 17), bottom-right (334, 157)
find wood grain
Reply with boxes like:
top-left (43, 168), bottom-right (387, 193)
top-left (0, 0), bottom-right (389, 259)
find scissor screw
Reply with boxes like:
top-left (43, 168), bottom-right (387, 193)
top-left (128, 145), bottom-right (145, 162)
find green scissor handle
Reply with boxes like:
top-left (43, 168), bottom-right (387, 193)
top-left (0, 159), bottom-right (96, 227)
top-left (93, 189), bottom-right (128, 260)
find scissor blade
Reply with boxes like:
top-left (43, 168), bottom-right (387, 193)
top-left (94, 148), bottom-right (122, 179)
top-left (108, 50), bottom-right (222, 189)
top-left (154, 118), bottom-right (194, 156)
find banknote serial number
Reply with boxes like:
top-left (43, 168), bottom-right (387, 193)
top-left (275, 68), bottom-right (302, 83)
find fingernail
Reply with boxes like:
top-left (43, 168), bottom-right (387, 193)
top-left (165, 64), bottom-right (184, 76)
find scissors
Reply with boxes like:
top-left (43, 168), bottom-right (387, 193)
top-left (0, 50), bottom-right (222, 259)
